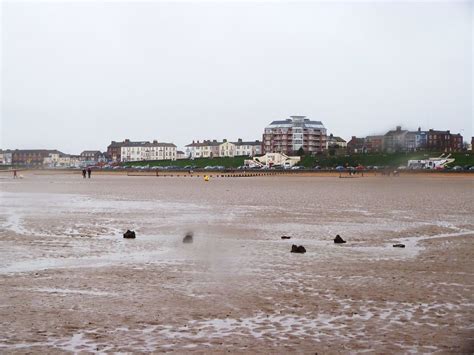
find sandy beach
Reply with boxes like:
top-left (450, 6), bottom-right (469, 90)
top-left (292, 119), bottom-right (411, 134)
top-left (0, 172), bottom-right (473, 353)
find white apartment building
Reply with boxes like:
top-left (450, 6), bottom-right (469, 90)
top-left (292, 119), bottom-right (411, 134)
top-left (219, 141), bottom-right (235, 157)
top-left (43, 152), bottom-right (82, 168)
top-left (121, 140), bottom-right (177, 162)
top-left (234, 139), bottom-right (262, 157)
top-left (186, 139), bottom-right (262, 159)
top-left (185, 140), bottom-right (221, 159)
top-left (0, 150), bottom-right (13, 165)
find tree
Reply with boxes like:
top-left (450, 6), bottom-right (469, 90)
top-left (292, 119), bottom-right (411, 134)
top-left (297, 147), bottom-right (305, 156)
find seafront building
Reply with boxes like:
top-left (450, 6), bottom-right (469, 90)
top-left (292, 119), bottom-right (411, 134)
top-left (427, 129), bottom-right (463, 152)
top-left (0, 150), bottom-right (13, 165)
top-left (80, 150), bottom-right (106, 163)
top-left (219, 139), bottom-right (262, 158)
top-left (107, 139), bottom-right (135, 162)
top-left (218, 140), bottom-right (235, 157)
top-left (185, 140), bottom-right (221, 159)
top-left (185, 138), bottom-right (261, 159)
top-left (12, 149), bottom-right (63, 167)
top-left (347, 126), bottom-right (464, 154)
top-left (43, 152), bottom-right (82, 168)
top-left (326, 134), bottom-right (347, 149)
top-left (347, 137), bottom-right (367, 154)
top-left (262, 116), bottom-right (327, 155)
top-left (383, 126), bottom-right (409, 153)
top-left (120, 140), bottom-right (177, 162)
top-left (233, 139), bottom-right (262, 157)
top-left (365, 135), bottom-right (384, 153)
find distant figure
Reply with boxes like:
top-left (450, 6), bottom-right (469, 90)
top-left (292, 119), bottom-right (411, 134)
top-left (13, 170), bottom-right (17, 179)
top-left (82, 169), bottom-right (86, 178)
top-left (87, 168), bottom-right (92, 179)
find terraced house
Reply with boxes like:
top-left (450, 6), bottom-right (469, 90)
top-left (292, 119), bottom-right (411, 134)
top-left (0, 149), bottom-right (13, 165)
top-left (12, 149), bottom-right (62, 167)
top-left (219, 139), bottom-right (262, 157)
top-left (427, 130), bottom-right (463, 152)
top-left (233, 139), bottom-right (262, 157)
top-left (120, 140), bottom-right (177, 162)
top-left (263, 116), bottom-right (327, 155)
top-left (185, 140), bottom-right (221, 159)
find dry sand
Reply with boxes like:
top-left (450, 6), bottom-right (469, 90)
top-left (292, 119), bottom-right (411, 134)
top-left (0, 173), bottom-right (473, 353)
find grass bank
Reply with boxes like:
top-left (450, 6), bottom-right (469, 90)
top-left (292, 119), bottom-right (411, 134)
top-left (122, 156), bottom-right (247, 168)
top-left (300, 152), bottom-right (474, 168)
top-left (121, 152), bottom-right (474, 169)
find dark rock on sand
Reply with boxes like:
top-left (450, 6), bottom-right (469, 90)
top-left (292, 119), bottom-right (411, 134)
top-left (334, 235), bottom-right (346, 244)
top-left (123, 230), bottom-right (136, 239)
top-left (281, 236), bottom-right (291, 239)
top-left (183, 232), bottom-right (193, 244)
top-left (393, 243), bottom-right (405, 248)
top-left (291, 244), bottom-right (306, 253)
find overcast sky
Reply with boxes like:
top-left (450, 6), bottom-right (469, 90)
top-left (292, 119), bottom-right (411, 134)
top-left (1, 0), bottom-right (472, 153)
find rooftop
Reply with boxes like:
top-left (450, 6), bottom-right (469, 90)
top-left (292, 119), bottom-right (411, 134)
top-left (266, 116), bottom-right (325, 129)
top-left (122, 141), bottom-right (176, 148)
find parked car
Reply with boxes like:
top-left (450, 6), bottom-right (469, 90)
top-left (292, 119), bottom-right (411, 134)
top-left (452, 166), bottom-right (463, 171)
top-left (335, 166), bottom-right (345, 171)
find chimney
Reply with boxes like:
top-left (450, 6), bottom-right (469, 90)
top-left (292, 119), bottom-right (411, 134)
top-left (125, 139), bottom-right (130, 143)
top-left (238, 138), bottom-right (242, 143)
top-left (223, 139), bottom-right (227, 143)
top-left (192, 140), bottom-right (195, 144)
top-left (153, 140), bottom-right (158, 144)
top-left (418, 127), bottom-right (421, 132)
top-left (396, 126), bottom-right (401, 132)
top-left (352, 136), bottom-right (356, 140)
top-left (213, 139), bottom-right (217, 143)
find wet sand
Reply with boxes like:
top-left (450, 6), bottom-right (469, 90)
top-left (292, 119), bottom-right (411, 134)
top-left (0, 173), bottom-right (473, 353)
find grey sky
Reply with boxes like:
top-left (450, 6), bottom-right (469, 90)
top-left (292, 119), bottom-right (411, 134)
top-left (1, 0), bottom-right (472, 154)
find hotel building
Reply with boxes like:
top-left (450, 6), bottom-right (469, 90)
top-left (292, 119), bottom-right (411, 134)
top-left (263, 116), bottom-right (327, 155)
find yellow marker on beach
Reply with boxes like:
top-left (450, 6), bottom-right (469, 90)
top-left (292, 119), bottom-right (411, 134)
top-left (204, 175), bottom-right (209, 182)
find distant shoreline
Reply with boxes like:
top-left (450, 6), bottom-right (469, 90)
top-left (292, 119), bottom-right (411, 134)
top-left (2, 169), bottom-right (473, 179)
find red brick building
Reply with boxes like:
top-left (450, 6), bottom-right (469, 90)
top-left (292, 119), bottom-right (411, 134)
top-left (107, 139), bottom-right (131, 162)
top-left (365, 135), bottom-right (384, 153)
top-left (347, 136), bottom-right (366, 154)
top-left (427, 130), bottom-right (463, 152)
top-left (12, 150), bottom-right (62, 167)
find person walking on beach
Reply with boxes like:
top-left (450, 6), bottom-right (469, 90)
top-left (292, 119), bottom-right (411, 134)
top-left (82, 169), bottom-right (87, 178)
top-left (87, 167), bottom-right (92, 179)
